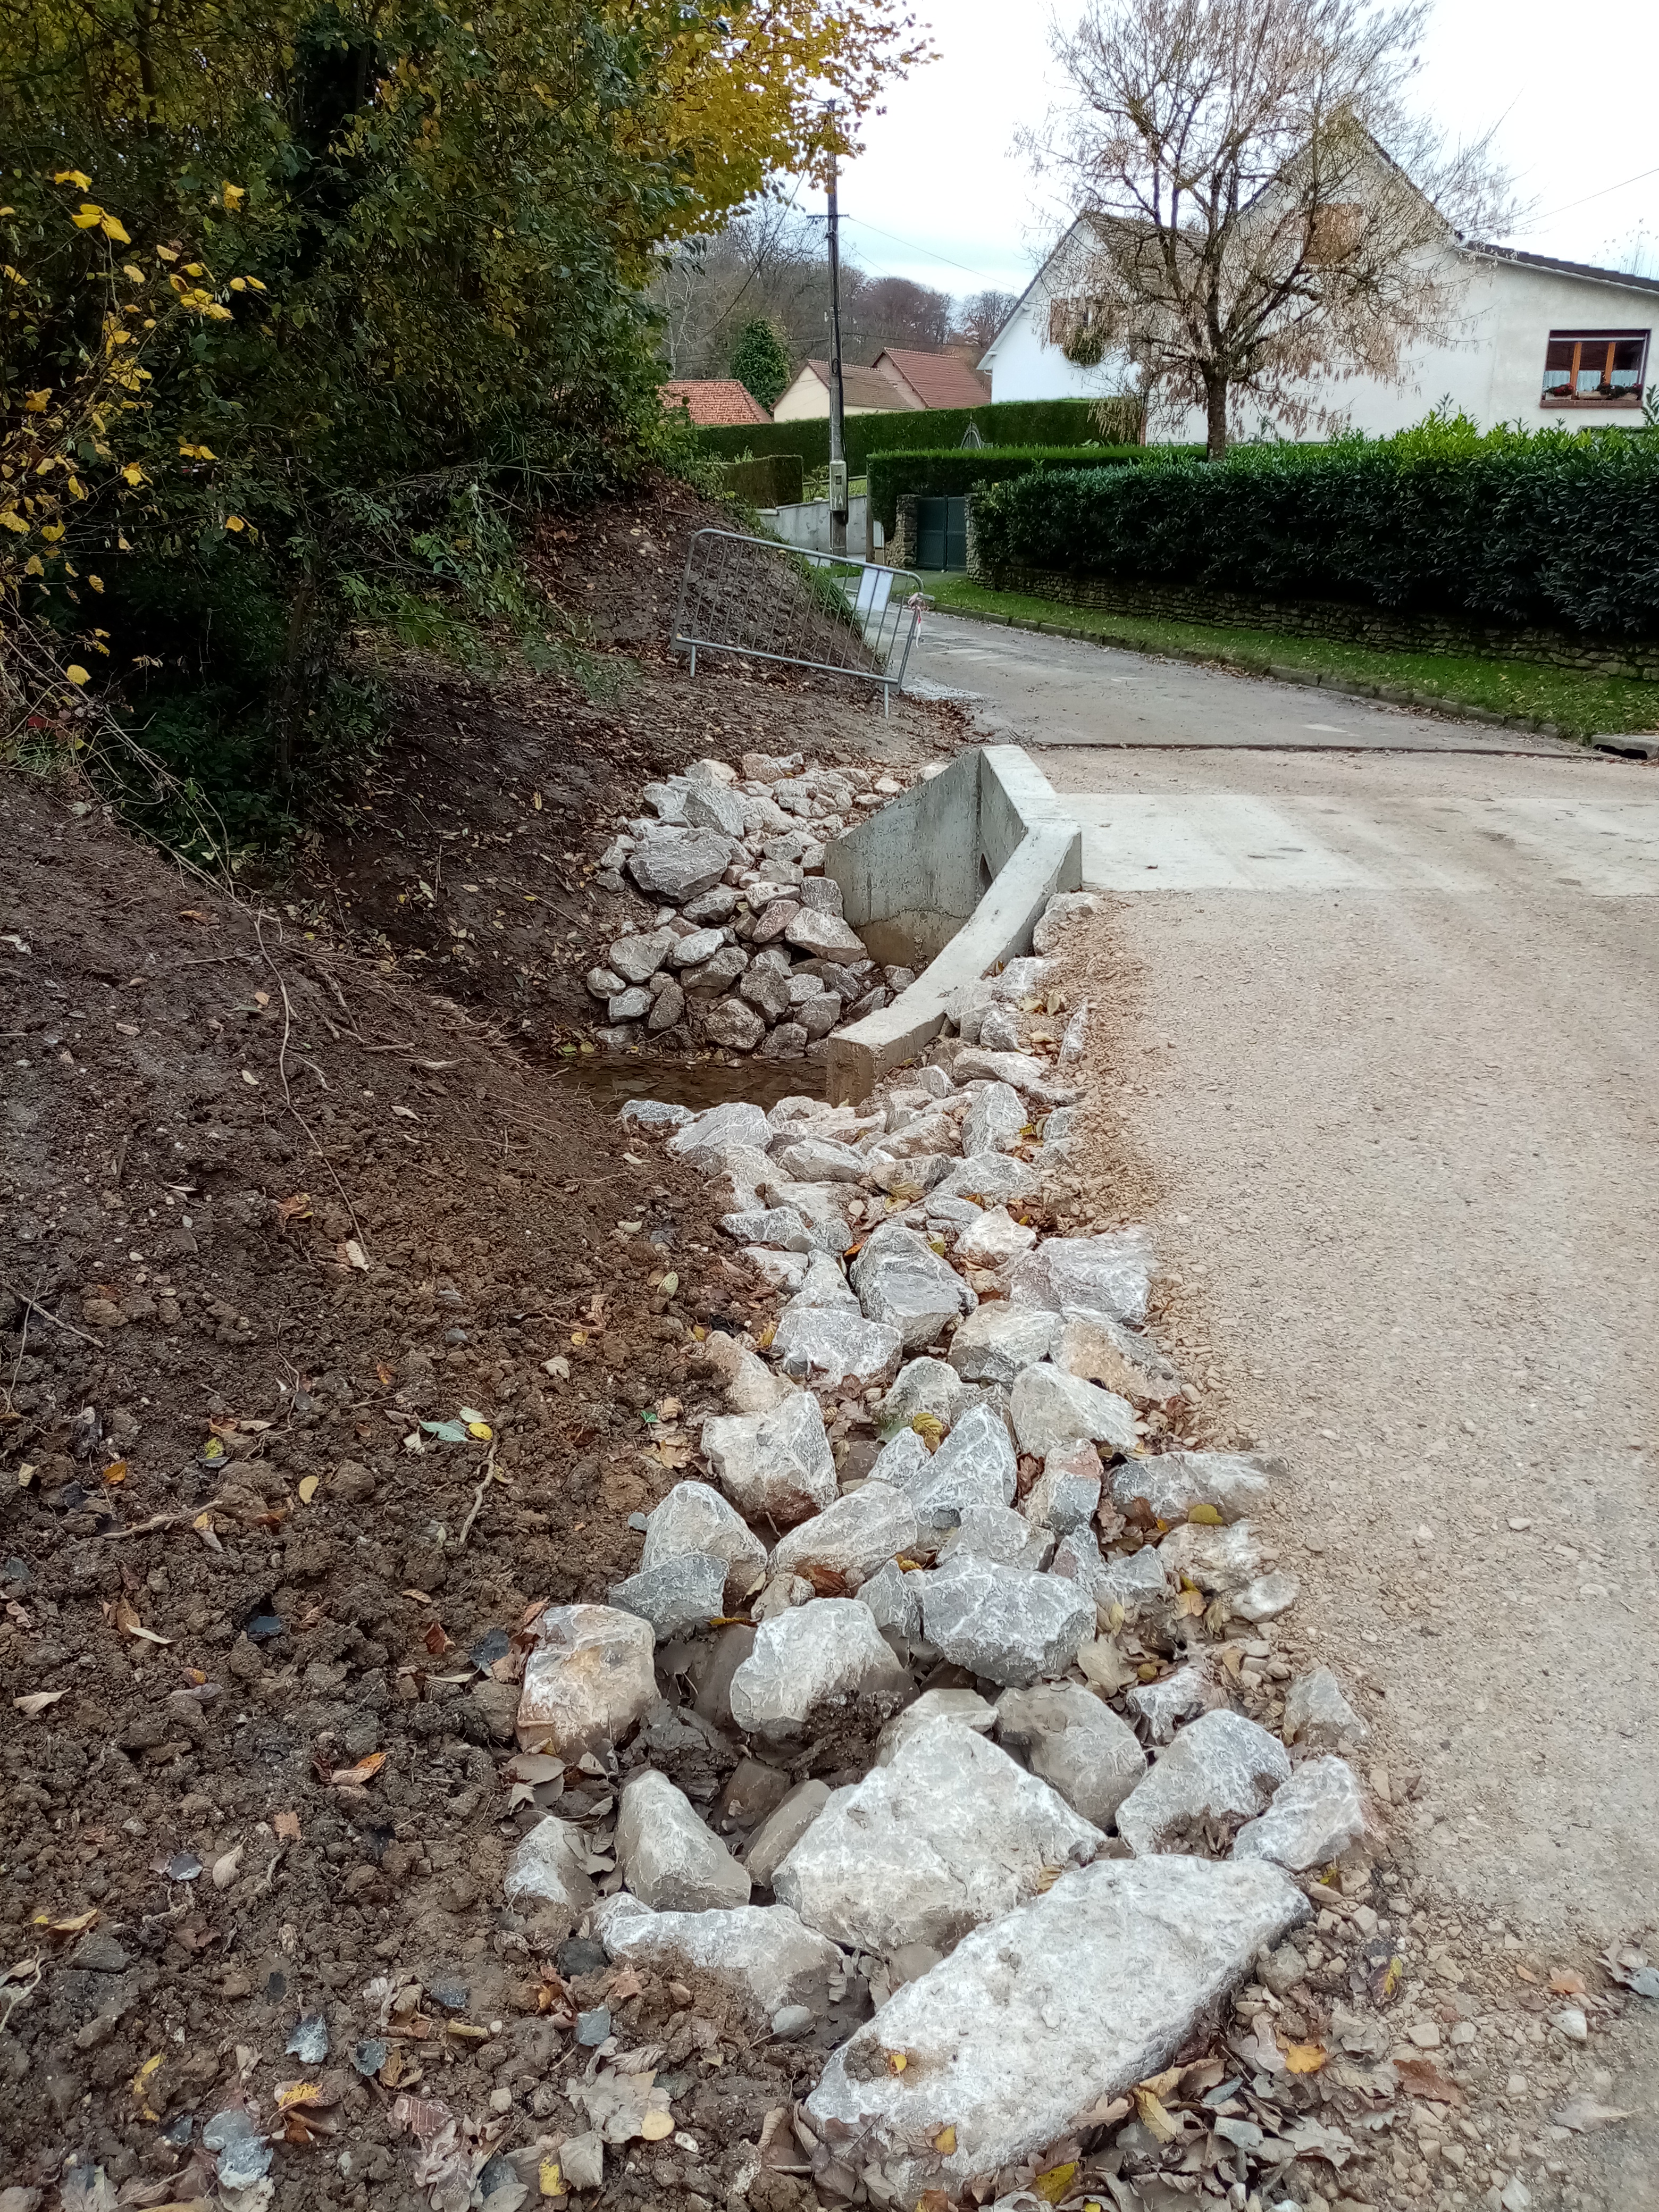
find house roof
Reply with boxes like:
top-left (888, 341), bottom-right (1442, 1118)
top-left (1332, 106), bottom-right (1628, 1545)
top-left (797, 359), bottom-right (920, 410)
top-left (873, 347), bottom-right (993, 410)
top-left (662, 379), bottom-right (772, 426)
top-left (1461, 241), bottom-right (1659, 300)
top-left (977, 217), bottom-right (1093, 371)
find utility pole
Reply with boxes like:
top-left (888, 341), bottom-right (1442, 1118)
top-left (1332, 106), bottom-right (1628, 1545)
top-left (825, 108), bottom-right (848, 558)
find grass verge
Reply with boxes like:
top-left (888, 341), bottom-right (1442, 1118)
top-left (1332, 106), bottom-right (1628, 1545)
top-left (922, 574), bottom-right (1659, 740)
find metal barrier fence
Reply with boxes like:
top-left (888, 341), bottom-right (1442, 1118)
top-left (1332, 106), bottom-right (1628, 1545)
top-left (671, 527), bottom-right (926, 714)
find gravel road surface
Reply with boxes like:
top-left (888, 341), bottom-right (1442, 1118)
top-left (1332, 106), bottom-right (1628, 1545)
top-left (1046, 738), bottom-right (1659, 2205)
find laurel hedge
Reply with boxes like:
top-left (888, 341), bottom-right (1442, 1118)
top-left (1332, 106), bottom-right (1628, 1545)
top-left (867, 445), bottom-right (1189, 534)
top-left (694, 397), bottom-right (1115, 471)
top-left (968, 417), bottom-right (1659, 639)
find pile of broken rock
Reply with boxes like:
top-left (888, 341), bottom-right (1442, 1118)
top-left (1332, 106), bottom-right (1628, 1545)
top-left (503, 890), bottom-right (1395, 2212)
top-left (584, 753), bottom-right (920, 1058)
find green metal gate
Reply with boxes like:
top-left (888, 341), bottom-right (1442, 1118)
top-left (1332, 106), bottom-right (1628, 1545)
top-left (915, 495), bottom-right (967, 571)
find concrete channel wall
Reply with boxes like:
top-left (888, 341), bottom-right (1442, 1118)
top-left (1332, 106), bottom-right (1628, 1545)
top-left (823, 746), bottom-right (1082, 1104)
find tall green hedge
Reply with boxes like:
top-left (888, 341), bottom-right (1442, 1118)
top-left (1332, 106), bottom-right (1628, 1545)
top-left (694, 397), bottom-right (1120, 472)
top-left (970, 417), bottom-right (1659, 640)
top-left (720, 453), bottom-right (805, 507)
top-left (868, 446), bottom-right (1188, 534)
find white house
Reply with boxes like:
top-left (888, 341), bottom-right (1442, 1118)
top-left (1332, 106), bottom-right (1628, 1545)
top-left (979, 214), bottom-right (1657, 440)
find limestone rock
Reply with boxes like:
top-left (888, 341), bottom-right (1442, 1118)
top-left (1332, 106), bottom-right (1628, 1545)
top-left (772, 1304), bottom-right (903, 1391)
top-left (797, 874), bottom-right (844, 916)
top-left (639, 1481), bottom-right (768, 1611)
top-left (1283, 1667), bottom-right (1369, 1749)
top-left (995, 1682), bottom-right (1147, 1828)
top-left (682, 943), bottom-right (749, 992)
top-left (608, 928), bottom-right (676, 985)
top-left (745, 1246), bottom-right (807, 1293)
top-left (804, 1856), bottom-right (1308, 2199)
top-left (768, 1480), bottom-right (918, 1593)
top-left (961, 1081), bottom-right (1029, 1157)
top-left (728, 1598), bottom-right (910, 1739)
top-left (1007, 1229), bottom-right (1153, 1326)
top-left (757, 1019), bottom-right (809, 1060)
top-left (517, 1605), bottom-right (657, 1755)
top-left (857, 1558), bottom-right (921, 1639)
top-left (939, 1503), bottom-right (1053, 1572)
top-left (1057, 1309), bottom-right (1185, 1398)
top-left (703, 996), bottom-right (766, 1051)
top-left (669, 1101), bottom-right (773, 1166)
top-left (1109, 1451), bottom-right (1271, 1526)
top-left (773, 1723), bottom-right (1101, 1953)
top-left (948, 1303), bottom-right (1061, 1386)
top-left (743, 1781), bottom-right (832, 1890)
top-left (951, 1047), bottom-right (1052, 1091)
top-left (851, 1221), bottom-right (975, 1351)
top-left (607, 986), bottom-right (652, 1022)
top-left (874, 1355), bottom-right (969, 1439)
top-left (723, 1349), bottom-right (797, 1416)
top-left (874, 1688), bottom-right (997, 1765)
top-left (1010, 1363), bottom-right (1137, 1459)
top-left (1032, 890), bottom-right (1101, 956)
top-left (953, 1203), bottom-right (1038, 1268)
top-left (628, 829), bottom-right (734, 903)
top-left (785, 1250), bottom-right (859, 1310)
top-left (918, 1554), bottom-right (1094, 1686)
top-left (774, 1135), bottom-right (867, 1184)
top-left (934, 1151), bottom-right (1043, 1206)
top-left (1021, 1442), bottom-right (1101, 1535)
top-left (592, 1895), bottom-right (841, 2025)
top-left (615, 1770), bottom-right (751, 1912)
top-left (892, 1401), bottom-right (1017, 1525)
top-left (1233, 1757), bottom-right (1367, 1871)
top-left (1233, 1570), bottom-right (1299, 1621)
top-left (1115, 1710), bottom-right (1292, 1856)
top-left (1125, 1664), bottom-right (1209, 1744)
top-left (503, 1817), bottom-right (597, 1919)
top-left (608, 1552), bottom-right (726, 1640)
top-left (784, 908), bottom-right (867, 960)
top-left (682, 781), bottom-right (747, 837)
top-left (702, 1392), bottom-right (837, 1529)
top-left (1157, 1519), bottom-right (1263, 1595)
top-left (587, 965), bottom-right (625, 998)
top-left (619, 1099), bottom-right (692, 1130)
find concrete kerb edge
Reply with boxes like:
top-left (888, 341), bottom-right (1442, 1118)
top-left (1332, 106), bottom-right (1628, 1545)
top-left (824, 751), bottom-right (1082, 1105)
top-left (927, 601), bottom-right (1640, 755)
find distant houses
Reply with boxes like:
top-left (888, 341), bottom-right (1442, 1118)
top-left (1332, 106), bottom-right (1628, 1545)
top-left (661, 378), bottom-right (774, 428)
top-left (768, 348), bottom-right (994, 423)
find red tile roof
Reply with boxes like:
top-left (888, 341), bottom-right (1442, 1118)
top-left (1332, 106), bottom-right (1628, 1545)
top-left (662, 379), bottom-right (773, 426)
top-left (799, 360), bottom-right (920, 410)
top-left (873, 348), bottom-right (993, 410)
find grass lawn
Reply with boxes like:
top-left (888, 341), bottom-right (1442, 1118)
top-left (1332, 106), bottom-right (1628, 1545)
top-left (921, 574), bottom-right (1659, 741)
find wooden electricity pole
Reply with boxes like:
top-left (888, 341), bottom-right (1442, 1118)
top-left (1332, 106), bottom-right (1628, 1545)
top-left (825, 111), bottom-right (848, 558)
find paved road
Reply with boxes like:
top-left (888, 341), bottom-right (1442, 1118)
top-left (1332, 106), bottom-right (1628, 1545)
top-left (908, 608), bottom-right (1589, 755)
top-left (1047, 738), bottom-right (1659, 2206)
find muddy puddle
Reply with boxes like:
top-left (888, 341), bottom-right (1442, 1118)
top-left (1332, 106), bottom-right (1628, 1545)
top-left (550, 1052), bottom-right (826, 1117)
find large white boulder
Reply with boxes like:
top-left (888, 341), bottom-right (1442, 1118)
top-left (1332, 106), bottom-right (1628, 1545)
top-left (743, 1780), bottom-right (832, 1890)
top-left (874, 1355), bottom-right (970, 1438)
top-left (1021, 1441), bottom-right (1102, 1535)
top-left (593, 1894), bottom-right (842, 2025)
top-left (851, 1221), bottom-right (975, 1350)
top-left (803, 1856), bottom-right (1309, 2200)
top-left (1233, 1756), bottom-right (1367, 1870)
top-left (502, 1817), bottom-right (597, 1920)
top-left (1009, 1363), bottom-right (1137, 1457)
top-left (1115, 1709), bottom-right (1292, 1856)
top-left (886, 1401), bottom-right (1018, 1527)
top-left (614, 1770), bottom-right (751, 1912)
top-left (994, 1683), bottom-right (1146, 1829)
top-left (961, 1082), bottom-right (1028, 1157)
top-left (938, 1503), bottom-right (1053, 1572)
top-left (772, 1303), bottom-right (904, 1390)
top-left (952, 1203), bottom-right (1038, 1269)
top-left (767, 1480), bottom-right (918, 1593)
top-left (728, 1598), bottom-right (910, 1739)
top-left (1109, 1451), bottom-right (1272, 1525)
top-left (873, 1688), bottom-right (997, 1766)
top-left (1157, 1518), bottom-right (1263, 1595)
top-left (1055, 1314), bottom-right (1187, 1405)
top-left (701, 1391), bottom-right (837, 1528)
top-left (917, 1554), bottom-right (1094, 1686)
top-left (668, 1100), bottom-right (773, 1165)
top-left (948, 1303), bottom-right (1062, 1386)
top-left (1007, 1229), bottom-right (1153, 1326)
top-left (608, 1552), bottom-right (727, 1639)
top-left (516, 1605), bottom-right (656, 1755)
top-left (773, 1722), bottom-right (1101, 1954)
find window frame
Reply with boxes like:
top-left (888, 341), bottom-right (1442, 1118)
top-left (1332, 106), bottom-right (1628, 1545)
top-left (1539, 328), bottom-right (1650, 409)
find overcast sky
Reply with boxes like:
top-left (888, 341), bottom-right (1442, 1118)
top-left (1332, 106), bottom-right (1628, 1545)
top-left (832, 0), bottom-right (1659, 301)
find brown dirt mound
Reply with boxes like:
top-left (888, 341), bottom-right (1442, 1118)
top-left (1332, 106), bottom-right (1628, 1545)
top-left (0, 767), bottom-right (799, 2207)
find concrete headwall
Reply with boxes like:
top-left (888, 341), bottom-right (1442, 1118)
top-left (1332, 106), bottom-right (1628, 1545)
top-left (824, 748), bottom-right (1082, 1104)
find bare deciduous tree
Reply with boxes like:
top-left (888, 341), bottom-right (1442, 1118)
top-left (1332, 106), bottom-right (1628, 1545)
top-left (1025, 0), bottom-right (1516, 456)
top-left (952, 288), bottom-right (1019, 353)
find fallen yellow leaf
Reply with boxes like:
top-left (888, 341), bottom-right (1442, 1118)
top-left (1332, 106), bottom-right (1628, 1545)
top-left (1186, 1501), bottom-right (1223, 1525)
top-left (1283, 2041), bottom-right (1328, 2074)
top-left (885, 2050), bottom-right (907, 2074)
top-left (298, 1475), bottom-right (320, 1503)
top-left (1133, 2087), bottom-right (1178, 2143)
top-left (640, 2109), bottom-right (673, 2141)
top-left (932, 2124), bottom-right (956, 2155)
top-left (1033, 2161), bottom-right (1078, 2203)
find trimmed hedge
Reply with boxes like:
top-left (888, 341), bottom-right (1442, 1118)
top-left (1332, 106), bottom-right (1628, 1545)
top-left (868, 444), bottom-right (1199, 534)
top-left (720, 451), bottom-right (805, 507)
top-left (970, 419), bottom-right (1659, 640)
top-left (694, 397), bottom-right (1118, 472)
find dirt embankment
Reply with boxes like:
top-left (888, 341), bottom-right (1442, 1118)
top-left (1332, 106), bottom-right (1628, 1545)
top-left (273, 480), bottom-right (966, 1051)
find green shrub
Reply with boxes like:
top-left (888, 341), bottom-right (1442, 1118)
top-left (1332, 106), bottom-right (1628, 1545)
top-left (970, 415), bottom-right (1659, 640)
top-left (868, 445), bottom-right (1193, 534)
top-left (727, 319), bottom-right (793, 414)
top-left (696, 397), bottom-right (1131, 472)
top-left (721, 453), bottom-right (806, 507)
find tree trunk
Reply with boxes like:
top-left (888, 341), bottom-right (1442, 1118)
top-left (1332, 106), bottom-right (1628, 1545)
top-left (1204, 376), bottom-right (1228, 462)
top-left (273, 573), bottom-right (317, 794)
